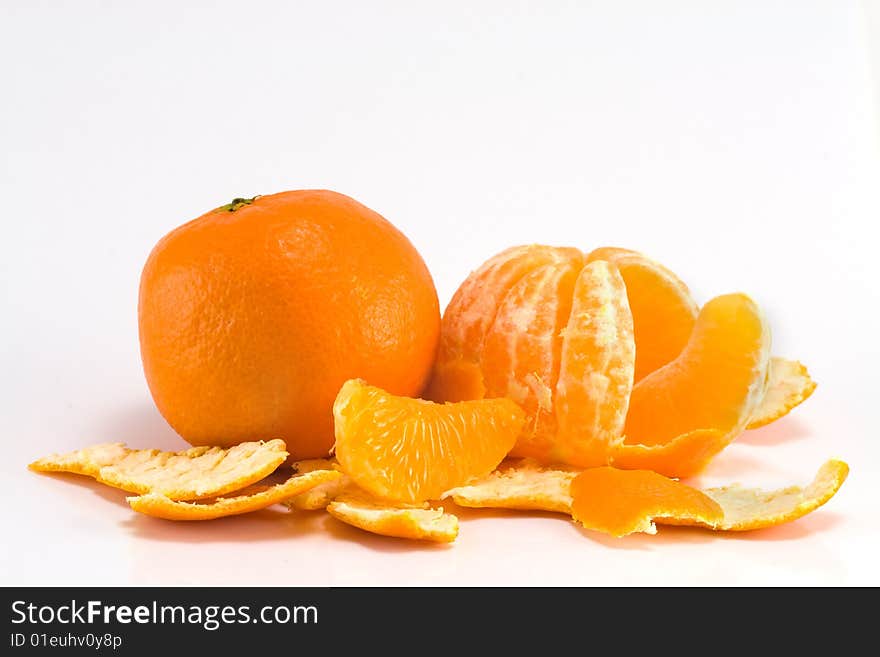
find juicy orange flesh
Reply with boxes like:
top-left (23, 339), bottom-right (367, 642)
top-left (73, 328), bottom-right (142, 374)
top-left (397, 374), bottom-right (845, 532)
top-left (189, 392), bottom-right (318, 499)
top-left (553, 261), bottom-right (635, 467)
top-left (423, 360), bottom-right (486, 403)
top-left (333, 380), bottom-right (524, 504)
top-left (482, 256), bottom-right (582, 459)
top-left (586, 248), bottom-right (697, 382)
top-left (624, 293), bottom-right (769, 446)
top-left (431, 248), bottom-right (639, 468)
top-left (439, 245), bottom-right (581, 364)
top-left (583, 246), bottom-right (633, 262)
top-left (570, 467), bottom-right (724, 537)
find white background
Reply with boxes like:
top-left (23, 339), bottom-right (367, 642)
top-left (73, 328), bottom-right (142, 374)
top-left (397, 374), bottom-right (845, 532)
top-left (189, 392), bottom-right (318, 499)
top-left (2, 1), bottom-right (878, 586)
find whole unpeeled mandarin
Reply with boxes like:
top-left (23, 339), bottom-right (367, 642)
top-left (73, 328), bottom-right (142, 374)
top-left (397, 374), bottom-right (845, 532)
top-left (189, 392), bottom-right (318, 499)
top-left (138, 190), bottom-right (440, 458)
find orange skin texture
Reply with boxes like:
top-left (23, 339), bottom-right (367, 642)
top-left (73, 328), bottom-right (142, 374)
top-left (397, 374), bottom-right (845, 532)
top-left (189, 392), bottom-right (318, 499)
top-left (553, 260), bottom-right (635, 466)
top-left (138, 190), bottom-right (440, 458)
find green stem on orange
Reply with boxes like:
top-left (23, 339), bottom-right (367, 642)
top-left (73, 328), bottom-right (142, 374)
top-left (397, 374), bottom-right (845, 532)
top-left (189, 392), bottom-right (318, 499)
top-left (216, 196), bottom-right (260, 212)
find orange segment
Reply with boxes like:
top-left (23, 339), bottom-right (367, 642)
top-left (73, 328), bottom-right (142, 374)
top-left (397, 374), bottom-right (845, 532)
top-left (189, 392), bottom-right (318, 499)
top-left (624, 293), bottom-right (771, 447)
top-left (138, 189), bottom-right (440, 459)
top-left (571, 467), bottom-right (723, 537)
top-left (554, 260), bottom-right (635, 466)
top-left (586, 247), bottom-right (698, 382)
top-left (481, 254), bottom-right (583, 459)
top-left (423, 360), bottom-right (485, 404)
top-left (437, 244), bottom-right (581, 366)
top-left (571, 460), bottom-right (848, 537)
top-left (333, 379), bottom-right (525, 504)
top-left (611, 429), bottom-right (727, 478)
top-left (747, 357), bottom-right (817, 429)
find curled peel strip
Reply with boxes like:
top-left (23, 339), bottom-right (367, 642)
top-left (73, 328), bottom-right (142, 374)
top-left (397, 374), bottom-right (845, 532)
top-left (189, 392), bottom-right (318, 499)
top-left (29, 440), bottom-right (289, 501)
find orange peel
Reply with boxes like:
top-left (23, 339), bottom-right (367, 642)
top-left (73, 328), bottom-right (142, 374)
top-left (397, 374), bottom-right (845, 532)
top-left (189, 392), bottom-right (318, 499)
top-left (571, 467), bottom-right (723, 536)
top-left (611, 429), bottom-right (728, 478)
top-left (327, 491), bottom-right (458, 543)
top-left (443, 460), bottom-right (578, 514)
top-left (127, 468), bottom-right (340, 520)
top-left (701, 459), bottom-right (847, 530)
top-left (747, 357), bottom-right (817, 429)
top-left (481, 252), bottom-right (583, 461)
top-left (570, 460), bottom-right (848, 537)
top-left (285, 459), bottom-right (353, 511)
top-left (29, 440), bottom-right (288, 500)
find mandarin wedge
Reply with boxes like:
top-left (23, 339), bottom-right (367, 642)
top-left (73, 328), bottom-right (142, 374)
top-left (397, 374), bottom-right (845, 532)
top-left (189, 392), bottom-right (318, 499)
top-left (333, 379), bottom-right (525, 504)
top-left (585, 247), bottom-right (698, 382)
top-left (426, 245), bottom-right (581, 404)
top-left (481, 251), bottom-right (583, 460)
top-left (435, 244), bottom-right (581, 367)
top-left (554, 260), bottom-right (635, 466)
top-left (624, 292), bottom-right (770, 447)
